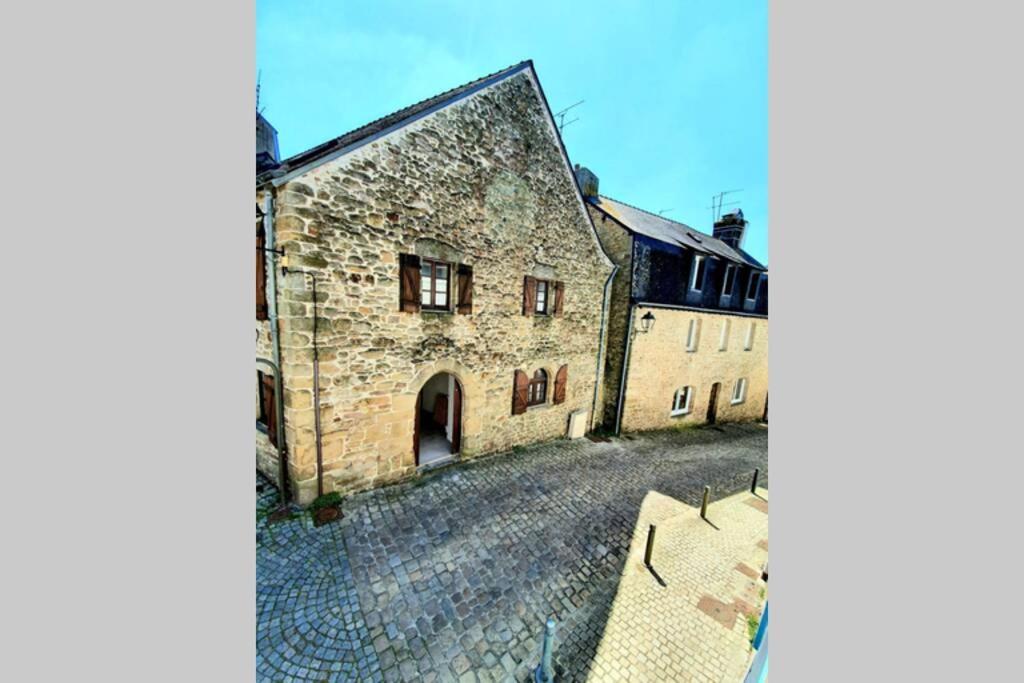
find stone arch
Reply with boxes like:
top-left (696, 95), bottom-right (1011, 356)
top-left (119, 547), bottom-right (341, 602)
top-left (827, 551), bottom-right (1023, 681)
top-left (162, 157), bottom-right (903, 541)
top-left (407, 359), bottom-right (481, 464)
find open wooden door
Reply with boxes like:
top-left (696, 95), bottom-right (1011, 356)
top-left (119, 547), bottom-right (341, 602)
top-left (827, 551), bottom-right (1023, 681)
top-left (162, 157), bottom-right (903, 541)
top-left (451, 379), bottom-right (462, 454)
top-left (414, 392), bottom-right (422, 465)
top-left (707, 382), bottom-right (720, 425)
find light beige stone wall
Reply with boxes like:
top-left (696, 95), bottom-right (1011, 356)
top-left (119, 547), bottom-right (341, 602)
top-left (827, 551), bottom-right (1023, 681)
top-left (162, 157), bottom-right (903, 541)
top-left (620, 306), bottom-right (768, 432)
top-left (265, 72), bottom-right (613, 503)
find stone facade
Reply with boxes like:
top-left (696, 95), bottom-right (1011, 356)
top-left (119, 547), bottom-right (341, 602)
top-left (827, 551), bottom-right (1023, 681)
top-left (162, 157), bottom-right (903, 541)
top-left (257, 69), bottom-right (614, 503)
top-left (619, 306), bottom-right (768, 432)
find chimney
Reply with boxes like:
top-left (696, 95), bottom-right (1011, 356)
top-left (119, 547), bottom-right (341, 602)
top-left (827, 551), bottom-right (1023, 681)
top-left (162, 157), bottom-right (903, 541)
top-left (574, 164), bottom-right (599, 199)
top-left (257, 111), bottom-right (280, 173)
top-left (713, 209), bottom-right (747, 249)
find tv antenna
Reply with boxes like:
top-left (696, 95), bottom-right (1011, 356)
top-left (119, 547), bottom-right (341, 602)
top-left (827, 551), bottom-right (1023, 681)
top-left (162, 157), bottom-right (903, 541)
top-left (707, 189), bottom-right (743, 223)
top-left (554, 100), bottom-right (584, 132)
top-left (257, 70), bottom-right (265, 114)
top-left (658, 208), bottom-right (674, 216)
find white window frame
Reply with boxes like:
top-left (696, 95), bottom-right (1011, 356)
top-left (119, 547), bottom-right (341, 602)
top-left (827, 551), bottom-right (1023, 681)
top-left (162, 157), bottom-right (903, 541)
top-left (744, 322), bottom-right (756, 351)
top-left (731, 378), bottom-right (748, 404)
top-left (745, 271), bottom-right (762, 302)
top-left (671, 386), bottom-right (692, 416)
top-left (686, 319), bottom-right (700, 352)
top-left (690, 254), bottom-right (706, 292)
top-left (719, 319), bottom-right (730, 351)
top-left (722, 264), bottom-right (736, 297)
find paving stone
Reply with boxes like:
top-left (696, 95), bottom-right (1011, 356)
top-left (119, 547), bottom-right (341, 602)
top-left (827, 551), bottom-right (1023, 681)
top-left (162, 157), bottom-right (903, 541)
top-left (257, 424), bottom-right (767, 681)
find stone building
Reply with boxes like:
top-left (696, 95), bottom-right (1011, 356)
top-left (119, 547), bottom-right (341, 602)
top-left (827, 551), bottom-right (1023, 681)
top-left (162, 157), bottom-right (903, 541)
top-left (578, 167), bottom-right (769, 433)
top-left (255, 62), bottom-right (616, 503)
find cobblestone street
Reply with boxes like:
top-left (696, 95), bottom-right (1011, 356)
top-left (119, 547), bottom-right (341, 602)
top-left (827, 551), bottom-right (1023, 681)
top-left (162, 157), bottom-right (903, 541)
top-left (257, 424), bottom-right (768, 682)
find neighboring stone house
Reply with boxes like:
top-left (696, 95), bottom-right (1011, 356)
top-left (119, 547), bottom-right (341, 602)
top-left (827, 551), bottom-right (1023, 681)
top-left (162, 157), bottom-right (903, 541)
top-left (577, 167), bottom-right (769, 433)
top-left (255, 62), bottom-right (616, 503)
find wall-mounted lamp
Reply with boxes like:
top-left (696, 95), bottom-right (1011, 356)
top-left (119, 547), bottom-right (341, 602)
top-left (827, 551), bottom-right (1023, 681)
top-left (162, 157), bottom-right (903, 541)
top-left (639, 311), bottom-right (656, 334)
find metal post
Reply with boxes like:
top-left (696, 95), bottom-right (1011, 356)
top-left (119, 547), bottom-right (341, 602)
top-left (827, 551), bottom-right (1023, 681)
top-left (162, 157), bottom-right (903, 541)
top-left (701, 486), bottom-right (710, 519)
top-left (644, 524), bottom-right (656, 568)
top-left (751, 468), bottom-right (759, 493)
top-left (534, 617), bottom-right (556, 683)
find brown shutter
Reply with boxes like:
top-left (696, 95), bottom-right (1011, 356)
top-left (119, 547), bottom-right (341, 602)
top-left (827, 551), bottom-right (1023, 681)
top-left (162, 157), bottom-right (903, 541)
top-left (399, 253), bottom-right (421, 312)
top-left (553, 364), bottom-right (568, 404)
top-left (553, 281), bottom-right (565, 317)
top-left (512, 370), bottom-right (529, 415)
top-left (256, 226), bottom-right (268, 320)
top-left (522, 276), bottom-right (537, 316)
top-left (261, 373), bottom-right (277, 445)
top-left (457, 264), bottom-right (473, 314)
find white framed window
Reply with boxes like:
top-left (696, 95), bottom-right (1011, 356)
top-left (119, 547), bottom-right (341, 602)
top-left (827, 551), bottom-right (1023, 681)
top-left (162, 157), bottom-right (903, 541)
top-left (690, 254), bottom-right (707, 292)
top-left (719, 319), bottom-right (730, 351)
top-left (731, 378), bottom-right (748, 404)
top-left (744, 322), bottom-right (756, 351)
top-left (686, 319), bottom-right (700, 352)
top-left (722, 264), bottom-right (737, 297)
top-left (746, 271), bottom-right (762, 302)
top-left (671, 386), bottom-right (693, 416)
top-left (535, 280), bottom-right (549, 314)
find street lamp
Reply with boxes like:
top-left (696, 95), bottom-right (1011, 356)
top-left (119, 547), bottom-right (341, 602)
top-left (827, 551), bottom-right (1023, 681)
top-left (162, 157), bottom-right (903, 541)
top-left (639, 311), bottom-right (656, 334)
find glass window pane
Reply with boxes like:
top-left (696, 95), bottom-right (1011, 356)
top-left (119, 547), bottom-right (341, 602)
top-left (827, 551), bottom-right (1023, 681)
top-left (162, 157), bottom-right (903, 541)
top-left (421, 290), bottom-right (431, 305)
top-left (434, 291), bottom-right (445, 306)
top-left (436, 278), bottom-right (447, 292)
top-left (420, 263), bottom-right (431, 277)
top-left (436, 264), bottom-right (448, 279)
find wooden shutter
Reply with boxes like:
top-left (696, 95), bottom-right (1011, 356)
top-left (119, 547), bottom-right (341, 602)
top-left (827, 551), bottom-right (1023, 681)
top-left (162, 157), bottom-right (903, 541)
top-left (457, 264), bottom-right (473, 314)
top-left (552, 281), bottom-right (565, 317)
top-left (256, 226), bottom-right (268, 320)
top-left (399, 253), bottom-right (421, 312)
top-left (553, 364), bottom-right (568, 404)
top-left (512, 370), bottom-right (529, 415)
top-left (261, 373), bottom-right (277, 445)
top-left (522, 276), bottom-right (537, 316)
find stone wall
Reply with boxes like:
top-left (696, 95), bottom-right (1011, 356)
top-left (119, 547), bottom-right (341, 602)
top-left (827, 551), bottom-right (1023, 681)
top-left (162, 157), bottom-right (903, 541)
top-left (620, 306), bottom-right (768, 432)
top-left (588, 205), bottom-right (634, 428)
top-left (266, 71), bottom-right (613, 503)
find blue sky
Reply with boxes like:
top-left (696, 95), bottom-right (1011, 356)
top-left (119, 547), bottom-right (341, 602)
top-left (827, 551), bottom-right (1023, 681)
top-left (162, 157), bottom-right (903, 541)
top-left (257, 1), bottom-right (768, 264)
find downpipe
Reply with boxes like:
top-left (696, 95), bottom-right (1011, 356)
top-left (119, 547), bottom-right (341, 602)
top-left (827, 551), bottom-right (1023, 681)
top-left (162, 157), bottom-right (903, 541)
top-left (590, 265), bottom-right (619, 432)
top-left (262, 192), bottom-right (290, 504)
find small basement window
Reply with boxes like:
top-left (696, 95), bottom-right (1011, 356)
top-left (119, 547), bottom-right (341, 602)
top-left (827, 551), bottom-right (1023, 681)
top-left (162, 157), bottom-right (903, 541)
top-left (686, 319), bottom-right (700, 352)
top-left (690, 255), bottom-right (707, 292)
top-left (671, 387), bottom-right (693, 416)
top-left (731, 378), bottom-right (748, 404)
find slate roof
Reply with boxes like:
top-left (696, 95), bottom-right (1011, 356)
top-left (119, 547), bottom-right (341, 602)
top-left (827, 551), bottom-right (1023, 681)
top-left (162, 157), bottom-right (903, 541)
top-left (256, 60), bottom-right (532, 185)
top-left (589, 195), bottom-right (766, 270)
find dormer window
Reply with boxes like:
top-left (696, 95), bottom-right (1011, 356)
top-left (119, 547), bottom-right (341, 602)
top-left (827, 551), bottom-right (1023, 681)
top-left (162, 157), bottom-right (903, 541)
top-left (690, 254), bottom-right (707, 292)
top-left (722, 264), bottom-right (737, 298)
top-left (746, 271), bottom-right (762, 302)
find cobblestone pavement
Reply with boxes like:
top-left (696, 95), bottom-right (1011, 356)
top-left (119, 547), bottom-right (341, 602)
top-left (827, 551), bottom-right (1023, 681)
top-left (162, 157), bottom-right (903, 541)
top-left (257, 424), bottom-right (768, 682)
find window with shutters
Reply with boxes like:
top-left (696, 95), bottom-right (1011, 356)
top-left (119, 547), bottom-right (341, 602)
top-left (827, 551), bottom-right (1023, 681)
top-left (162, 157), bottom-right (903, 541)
top-left (527, 369), bottom-right (548, 406)
top-left (524, 277), bottom-right (564, 316)
top-left (256, 225), bottom-right (268, 320)
top-left (671, 387), bottom-right (692, 416)
top-left (257, 371), bottom-right (277, 444)
top-left (420, 259), bottom-right (450, 310)
top-left (731, 378), bottom-right (748, 405)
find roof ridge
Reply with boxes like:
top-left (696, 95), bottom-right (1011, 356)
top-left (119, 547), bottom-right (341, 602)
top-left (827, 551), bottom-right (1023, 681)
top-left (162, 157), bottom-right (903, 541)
top-left (273, 60), bottom-right (532, 169)
top-left (598, 193), bottom-right (708, 236)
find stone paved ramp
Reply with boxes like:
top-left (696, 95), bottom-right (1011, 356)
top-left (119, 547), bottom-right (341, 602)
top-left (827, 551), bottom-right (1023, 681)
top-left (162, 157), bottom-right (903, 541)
top-left (587, 489), bottom-right (769, 682)
top-left (256, 424), bottom-right (768, 681)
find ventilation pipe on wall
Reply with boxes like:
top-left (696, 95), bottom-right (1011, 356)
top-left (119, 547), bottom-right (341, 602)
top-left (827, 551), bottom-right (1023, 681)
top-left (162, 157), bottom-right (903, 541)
top-left (590, 265), bottom-right (619, 431)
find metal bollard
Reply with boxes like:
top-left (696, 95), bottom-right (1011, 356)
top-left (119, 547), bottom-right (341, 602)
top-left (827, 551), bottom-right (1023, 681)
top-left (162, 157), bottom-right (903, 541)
top-left (751, 468), bottom-right (759, 493)
top-left (534, 617), bottom-right (556, 683)
top-left (644, 524), bottom-right (656, 568)
top-left (700, 485), bottom-right (710, 519)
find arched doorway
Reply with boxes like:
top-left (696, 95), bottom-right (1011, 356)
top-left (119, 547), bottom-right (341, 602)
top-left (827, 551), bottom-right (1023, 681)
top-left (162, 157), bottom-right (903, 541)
top-left (415, 372), bottom-right (462, 467)
top-left (707, 382), bottom-right (721, 425)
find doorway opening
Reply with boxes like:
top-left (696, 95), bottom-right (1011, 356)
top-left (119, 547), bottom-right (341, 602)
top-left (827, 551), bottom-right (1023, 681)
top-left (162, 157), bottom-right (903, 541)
top-left (707, 382), bottom-right (721, 425)
top-left (415, 372), bottom-right (462, 467)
